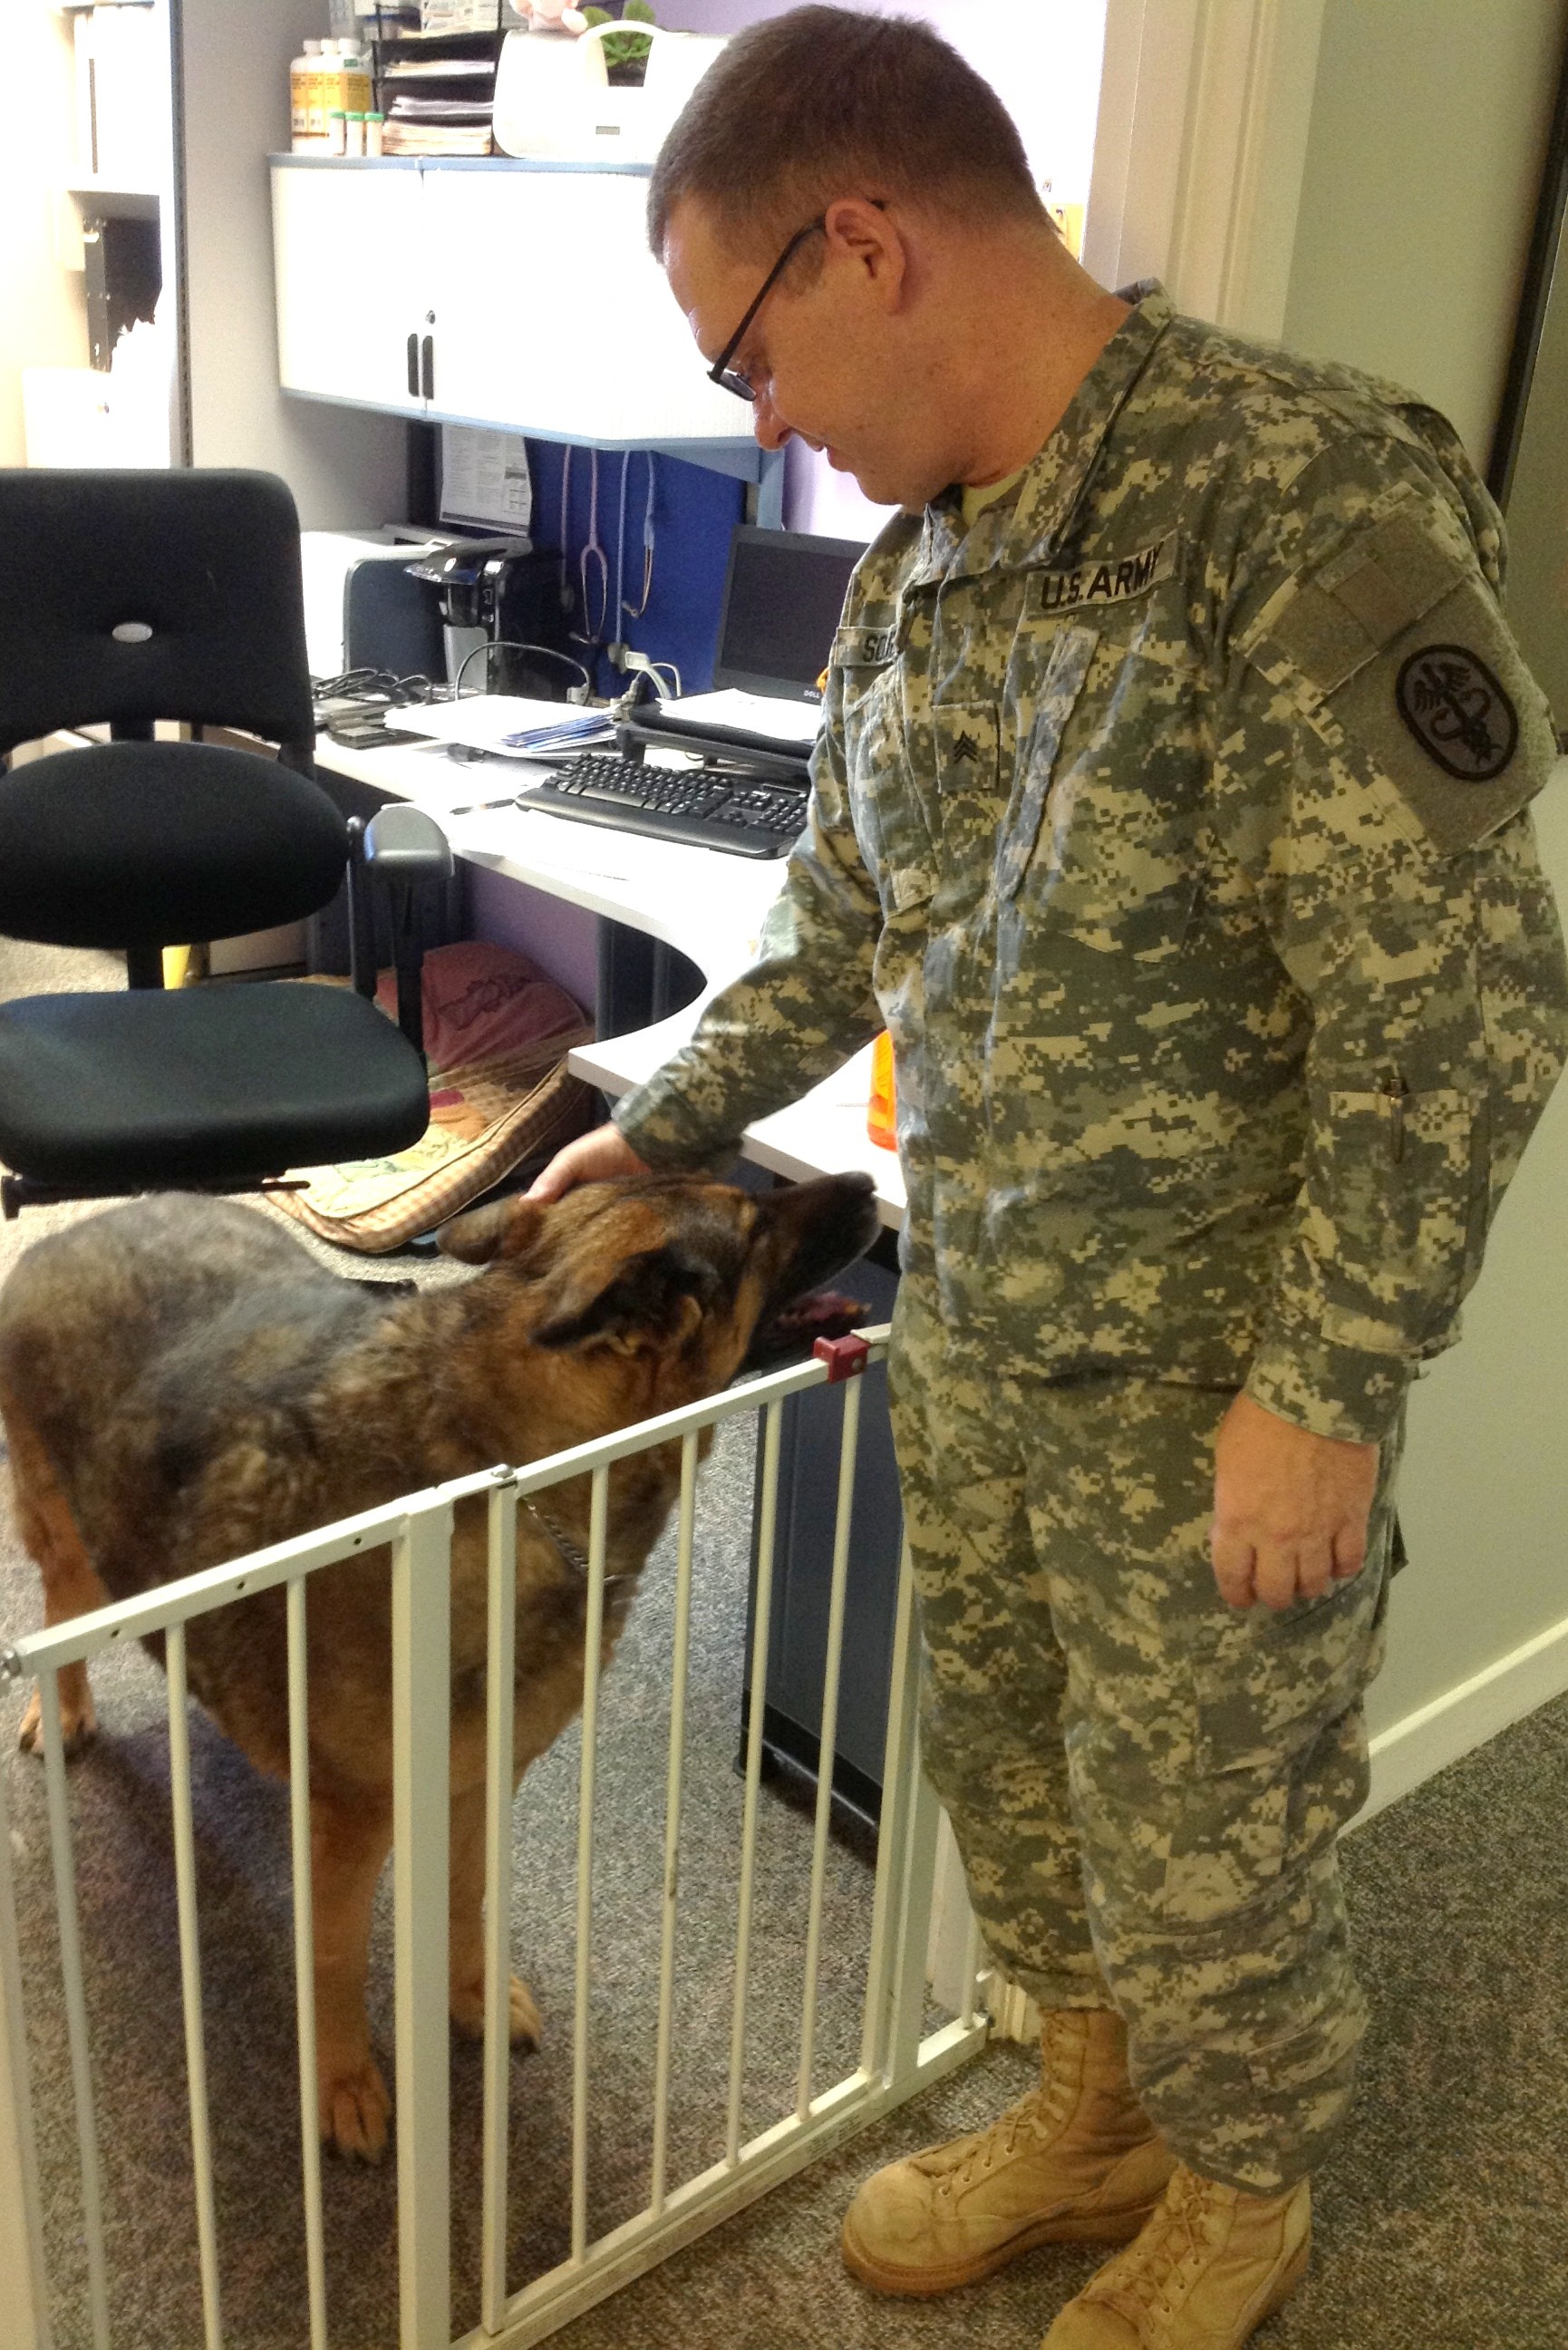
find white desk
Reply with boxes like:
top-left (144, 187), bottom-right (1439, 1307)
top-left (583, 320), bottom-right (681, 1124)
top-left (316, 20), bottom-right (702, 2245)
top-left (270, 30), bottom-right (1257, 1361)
top-left (314, 731), bottom-right (907, 1230)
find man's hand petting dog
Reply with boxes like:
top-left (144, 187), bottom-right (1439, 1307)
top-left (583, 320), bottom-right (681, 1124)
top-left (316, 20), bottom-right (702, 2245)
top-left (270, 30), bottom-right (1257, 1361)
top-left (528, 1122), bottom-right (651, 1201)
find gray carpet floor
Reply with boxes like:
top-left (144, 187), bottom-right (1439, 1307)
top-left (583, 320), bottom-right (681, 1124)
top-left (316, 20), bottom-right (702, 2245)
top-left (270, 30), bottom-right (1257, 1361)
top-left (3, 942), bottom-right (1566, 2350)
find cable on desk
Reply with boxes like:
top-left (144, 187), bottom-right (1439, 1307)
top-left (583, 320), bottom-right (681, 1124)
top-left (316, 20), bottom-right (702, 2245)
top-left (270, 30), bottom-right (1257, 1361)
top-left (312, 666), bottom-right (440, 708)
top-left (451, 640), bottom-right (594, 701)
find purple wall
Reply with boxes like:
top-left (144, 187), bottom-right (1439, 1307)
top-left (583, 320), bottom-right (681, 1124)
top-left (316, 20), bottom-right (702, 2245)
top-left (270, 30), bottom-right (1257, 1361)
top-left (468, 865), bottom-right (600, 1016)
top-left (663, 0), bottom-right (807, 26)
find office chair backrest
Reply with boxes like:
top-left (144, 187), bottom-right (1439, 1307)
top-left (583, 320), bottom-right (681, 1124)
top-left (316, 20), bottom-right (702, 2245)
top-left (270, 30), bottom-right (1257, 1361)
top-left (0, 743), bottom-right (349, 950)
top-left (0, 469), bottom-right (317, 757)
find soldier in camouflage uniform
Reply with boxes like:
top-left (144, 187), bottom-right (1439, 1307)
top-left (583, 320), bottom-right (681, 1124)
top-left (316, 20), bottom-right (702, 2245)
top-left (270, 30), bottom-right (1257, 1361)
top-left (529, 10), bottom-right (1568, 2344)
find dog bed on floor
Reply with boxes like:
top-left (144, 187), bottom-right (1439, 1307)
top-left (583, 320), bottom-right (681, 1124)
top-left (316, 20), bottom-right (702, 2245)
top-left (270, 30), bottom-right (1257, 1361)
top-left (274, 939), bottom-right (595, 1253)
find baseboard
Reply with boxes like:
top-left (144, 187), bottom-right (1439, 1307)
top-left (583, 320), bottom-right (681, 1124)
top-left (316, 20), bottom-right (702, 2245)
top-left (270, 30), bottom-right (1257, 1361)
top-left (1356, 1603), bottom-right (1568, 1827)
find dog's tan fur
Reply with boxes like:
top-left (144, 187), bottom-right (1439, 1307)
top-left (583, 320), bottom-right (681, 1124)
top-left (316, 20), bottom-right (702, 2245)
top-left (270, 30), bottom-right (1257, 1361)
top-left (0, 1175), bottom-right (876, 2161)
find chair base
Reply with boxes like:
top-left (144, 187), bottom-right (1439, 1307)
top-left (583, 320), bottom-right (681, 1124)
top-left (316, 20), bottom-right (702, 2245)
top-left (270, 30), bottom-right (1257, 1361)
top-left (0, 1172), bottom-right (310, 1220)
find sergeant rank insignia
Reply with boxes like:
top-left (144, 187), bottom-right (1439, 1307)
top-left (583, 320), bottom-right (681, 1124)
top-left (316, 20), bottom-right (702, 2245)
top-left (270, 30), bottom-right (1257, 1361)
top-left (1395, 643), bottom-right (1518, 782)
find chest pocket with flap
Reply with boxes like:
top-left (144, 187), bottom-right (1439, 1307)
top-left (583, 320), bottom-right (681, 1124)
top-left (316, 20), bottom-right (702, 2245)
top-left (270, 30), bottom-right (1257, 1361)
top-left (996, 617), bottom-right (1202, 963)
top-left (836, 625), bottom-right (939, 917)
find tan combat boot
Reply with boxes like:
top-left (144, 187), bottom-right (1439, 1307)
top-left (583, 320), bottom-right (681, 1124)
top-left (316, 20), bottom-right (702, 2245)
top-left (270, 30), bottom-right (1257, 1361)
top-left (1040, 2160), bottom-right (1311, 2347)
top-left (840, 2007), bottom-right (1176, 2297)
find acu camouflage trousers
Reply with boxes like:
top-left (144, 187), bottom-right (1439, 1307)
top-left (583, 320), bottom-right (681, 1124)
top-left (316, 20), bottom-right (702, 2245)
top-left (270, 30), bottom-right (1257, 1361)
top-left (886, 1294), bottom-right (1403, 2197)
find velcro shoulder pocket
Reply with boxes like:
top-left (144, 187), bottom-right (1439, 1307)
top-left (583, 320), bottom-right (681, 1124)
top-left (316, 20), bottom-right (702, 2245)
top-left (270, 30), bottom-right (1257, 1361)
top-left (1243, 500), bottom-right (1557, 856)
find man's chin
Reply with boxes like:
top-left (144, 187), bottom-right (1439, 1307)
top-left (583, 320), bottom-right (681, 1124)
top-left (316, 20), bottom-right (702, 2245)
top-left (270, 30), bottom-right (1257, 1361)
top-left (838, 459), bottom-right (934, 513)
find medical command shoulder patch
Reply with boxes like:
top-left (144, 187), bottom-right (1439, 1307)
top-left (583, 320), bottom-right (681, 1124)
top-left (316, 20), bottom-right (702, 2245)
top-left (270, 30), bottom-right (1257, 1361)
top-left (1394, 643), bottom-right (1519, 782)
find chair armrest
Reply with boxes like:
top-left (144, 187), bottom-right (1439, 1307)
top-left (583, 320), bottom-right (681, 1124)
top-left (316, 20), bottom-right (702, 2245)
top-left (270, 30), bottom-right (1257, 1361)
top-left (363, 802), bottom-right (455, 883)
top-left (347, 807), bottom-right (455, 1058)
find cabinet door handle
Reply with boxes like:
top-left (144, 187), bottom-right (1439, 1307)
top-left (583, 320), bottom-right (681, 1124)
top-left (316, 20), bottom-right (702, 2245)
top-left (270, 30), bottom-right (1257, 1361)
top-left (406, 332), bottom-right (419, 398)
top-left (421, 335), bottom-right (434, 402)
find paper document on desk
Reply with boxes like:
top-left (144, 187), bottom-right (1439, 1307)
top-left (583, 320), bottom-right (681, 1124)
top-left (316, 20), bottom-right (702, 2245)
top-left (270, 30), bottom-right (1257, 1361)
top-left (383, 695), bottom-right (613, 756)
top-left (654, 689), bottom-right (823, 748)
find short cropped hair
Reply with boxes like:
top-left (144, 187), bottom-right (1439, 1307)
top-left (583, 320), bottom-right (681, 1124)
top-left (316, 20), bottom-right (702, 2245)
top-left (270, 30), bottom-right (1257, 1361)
top-left (647, 5), bottom-right (1047, 262)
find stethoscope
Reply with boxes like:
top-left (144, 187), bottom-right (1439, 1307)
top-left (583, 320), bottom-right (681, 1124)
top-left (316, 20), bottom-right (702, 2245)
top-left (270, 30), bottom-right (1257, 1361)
top-left (559, 444), bottom-right (657, 669)
top-left (562, 444), bottom-right (609, 647)
top-left (616, 449), bottom-right (656, 621)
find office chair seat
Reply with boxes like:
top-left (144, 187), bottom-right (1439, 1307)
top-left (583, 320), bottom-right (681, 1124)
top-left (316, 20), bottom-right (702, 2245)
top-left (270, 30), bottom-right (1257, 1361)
top-left (0, 741), bottom-right (347, 950)
top-left (0, 981), bottom-right (431, 1190)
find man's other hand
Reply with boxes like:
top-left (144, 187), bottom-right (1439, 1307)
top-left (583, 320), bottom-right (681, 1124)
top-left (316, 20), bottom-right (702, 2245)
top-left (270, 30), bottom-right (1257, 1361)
top-left (526, 1122), bottom-right (651, 1202)
top-left (1210, 1391), bottom-right (1379, 1613)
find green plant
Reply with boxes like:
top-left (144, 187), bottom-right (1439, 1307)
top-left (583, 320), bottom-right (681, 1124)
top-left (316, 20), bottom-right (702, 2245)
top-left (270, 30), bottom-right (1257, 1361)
top-left (582, 0), bottom-right (655, 74)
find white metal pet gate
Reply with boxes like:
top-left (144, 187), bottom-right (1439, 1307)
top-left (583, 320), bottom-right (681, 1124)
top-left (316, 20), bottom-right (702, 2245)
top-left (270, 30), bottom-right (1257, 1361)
top-left (0, 1329), bottom-right (991, 2350)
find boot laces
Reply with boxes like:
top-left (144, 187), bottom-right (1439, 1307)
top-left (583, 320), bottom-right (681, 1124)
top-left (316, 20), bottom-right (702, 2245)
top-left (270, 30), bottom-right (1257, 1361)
top-left (927, 2094), bottom-right (1030, 2197)
top-left (929, 2059), bottom-right (1079, 2199)
top-left (1106, 2166), bottom-right (1212, 2318)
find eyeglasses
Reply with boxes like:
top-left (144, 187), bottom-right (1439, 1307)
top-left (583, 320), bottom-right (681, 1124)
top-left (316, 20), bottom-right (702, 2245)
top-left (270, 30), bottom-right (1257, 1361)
top-left (706, 215), bottom-right (828, 402)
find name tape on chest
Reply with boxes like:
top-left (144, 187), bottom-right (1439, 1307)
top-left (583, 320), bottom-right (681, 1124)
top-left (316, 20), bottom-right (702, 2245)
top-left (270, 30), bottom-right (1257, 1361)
top-left (836, 622), bottom-right (901, 666)
top-left (1027, 533), bottom-right (1178, 619)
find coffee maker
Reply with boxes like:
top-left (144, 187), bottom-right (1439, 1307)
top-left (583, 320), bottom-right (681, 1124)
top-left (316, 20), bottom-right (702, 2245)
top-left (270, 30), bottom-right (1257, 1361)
top-left (402, 537), bottom-right (576, 698)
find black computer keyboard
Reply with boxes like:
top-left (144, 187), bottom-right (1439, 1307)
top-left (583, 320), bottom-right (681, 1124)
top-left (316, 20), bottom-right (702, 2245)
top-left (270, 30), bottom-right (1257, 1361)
top-left (515, 753), bottom-right (808, 859)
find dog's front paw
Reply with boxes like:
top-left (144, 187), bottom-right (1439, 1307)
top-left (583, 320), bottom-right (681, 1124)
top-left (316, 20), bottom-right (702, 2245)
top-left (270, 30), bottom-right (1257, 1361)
top-left (449, 1971), bottom-right (542, 2049)
top-left (320, 2057), bottom-right (392, 2163)
top-left (17, 1683), bottom-right (98, 1757)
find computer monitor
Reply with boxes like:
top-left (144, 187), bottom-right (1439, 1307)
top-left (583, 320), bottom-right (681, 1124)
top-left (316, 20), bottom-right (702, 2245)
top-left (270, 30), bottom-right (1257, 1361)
top-left (711, 525), bottom-right (866, 702)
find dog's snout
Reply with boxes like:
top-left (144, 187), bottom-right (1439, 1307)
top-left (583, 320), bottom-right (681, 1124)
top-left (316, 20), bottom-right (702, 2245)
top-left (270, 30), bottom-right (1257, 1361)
top-left (760, 1170), bottom-right (883, 1305)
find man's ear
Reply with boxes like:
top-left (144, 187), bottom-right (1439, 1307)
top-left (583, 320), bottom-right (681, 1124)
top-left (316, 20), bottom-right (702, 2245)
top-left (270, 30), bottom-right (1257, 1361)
top-left (532, 1246), bottom-right (710, 1355)
top-left (822, 194), bottom-right (907, 309)
top-left (436, 1196), bottom-right (547, 1267)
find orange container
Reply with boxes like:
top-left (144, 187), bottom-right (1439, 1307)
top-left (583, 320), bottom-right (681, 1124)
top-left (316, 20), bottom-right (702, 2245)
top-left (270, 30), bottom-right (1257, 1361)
top-left (867, 1031), bottom-right (897, 1150)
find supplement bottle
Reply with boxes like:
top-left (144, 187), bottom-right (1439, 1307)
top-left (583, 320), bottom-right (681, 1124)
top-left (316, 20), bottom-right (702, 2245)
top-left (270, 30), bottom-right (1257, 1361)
top-left (290, 38), bottom-right (321, 151)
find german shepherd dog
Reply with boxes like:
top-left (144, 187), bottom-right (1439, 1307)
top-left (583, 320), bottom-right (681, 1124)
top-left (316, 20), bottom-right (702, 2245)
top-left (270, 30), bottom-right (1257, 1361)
top-left (0, 1173), bottom-right (877, 2161)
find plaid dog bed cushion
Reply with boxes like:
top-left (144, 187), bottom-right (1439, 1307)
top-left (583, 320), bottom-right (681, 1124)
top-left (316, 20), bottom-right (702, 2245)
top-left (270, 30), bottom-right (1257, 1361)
top-left (275, 939), bottom-right (595, 1253)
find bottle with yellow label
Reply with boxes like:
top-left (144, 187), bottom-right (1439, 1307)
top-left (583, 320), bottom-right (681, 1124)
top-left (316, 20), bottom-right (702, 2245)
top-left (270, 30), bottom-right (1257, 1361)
top-left (319, 38), bottom-right (373, 134)
top-left (866, 1032), bottom-right (896, 1151)
top-left (290, 38), bottom-right (323, 151)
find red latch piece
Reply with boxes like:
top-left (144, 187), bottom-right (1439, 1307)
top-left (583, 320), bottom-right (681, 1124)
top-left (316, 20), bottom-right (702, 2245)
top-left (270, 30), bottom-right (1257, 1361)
top-left (813, 1332), bottom-right (871, 1383)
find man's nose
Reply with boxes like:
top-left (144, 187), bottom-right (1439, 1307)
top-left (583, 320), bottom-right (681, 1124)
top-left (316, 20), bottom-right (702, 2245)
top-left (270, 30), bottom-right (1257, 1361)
top-left (752, 391), bottom-right (794, 453)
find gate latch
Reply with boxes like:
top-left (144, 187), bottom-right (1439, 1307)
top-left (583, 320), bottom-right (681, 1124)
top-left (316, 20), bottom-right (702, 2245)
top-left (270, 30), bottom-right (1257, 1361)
top-left (813, 1333), bottom-right (871, 1383)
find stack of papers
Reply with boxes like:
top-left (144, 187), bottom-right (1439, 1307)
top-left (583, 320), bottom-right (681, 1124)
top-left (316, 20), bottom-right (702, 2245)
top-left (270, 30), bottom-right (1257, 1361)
top-left (382, 119), bottom-right (493, 152)
top-left (644, 688), bottom-right (822, 749)
top-left (382, 53), bottom-right (498, 152)
top-left (384, 695), bottom-right (614, 758)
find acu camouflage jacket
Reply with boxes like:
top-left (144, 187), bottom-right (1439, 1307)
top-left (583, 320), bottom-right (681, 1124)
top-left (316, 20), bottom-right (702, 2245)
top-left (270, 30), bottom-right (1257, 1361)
top-left (615, 284), bottom-right (1568, 1442)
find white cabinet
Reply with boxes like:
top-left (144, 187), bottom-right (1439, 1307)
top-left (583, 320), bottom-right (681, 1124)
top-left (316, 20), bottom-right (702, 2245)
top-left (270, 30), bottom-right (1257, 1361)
top-left (272, 164), bottom-right (429, 417)
top-left (270, 160), bottom-right (748, 446)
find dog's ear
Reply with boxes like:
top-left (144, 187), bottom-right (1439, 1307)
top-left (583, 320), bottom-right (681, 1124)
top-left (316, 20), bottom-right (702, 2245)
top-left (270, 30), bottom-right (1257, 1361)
top-left (436, 1198), bottom-right (546, 1267)
top-left (532, 1246), bottom-right (711, 1355)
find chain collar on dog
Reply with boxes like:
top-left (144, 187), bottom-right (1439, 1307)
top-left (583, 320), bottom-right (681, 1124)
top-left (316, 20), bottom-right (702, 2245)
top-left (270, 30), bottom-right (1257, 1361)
top-left (488, 1467), bottom-right (636, 1595)
top-left (515, 1490), bottom-right (637, 1596)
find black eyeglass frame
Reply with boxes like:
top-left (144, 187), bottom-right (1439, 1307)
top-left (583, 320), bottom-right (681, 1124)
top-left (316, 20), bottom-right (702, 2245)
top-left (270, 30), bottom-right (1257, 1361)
top-left (706, 216), bottom-right (828, 401)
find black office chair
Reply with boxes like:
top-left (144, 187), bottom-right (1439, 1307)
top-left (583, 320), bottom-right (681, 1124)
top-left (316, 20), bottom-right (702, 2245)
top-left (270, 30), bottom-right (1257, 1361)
top-left (0, 468), bottom-right (451, 1218)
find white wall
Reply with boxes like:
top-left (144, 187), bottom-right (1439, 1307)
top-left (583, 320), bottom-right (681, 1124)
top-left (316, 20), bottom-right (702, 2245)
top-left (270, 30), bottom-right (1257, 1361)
top-left (177, 0), bottom-right (407, 527)
top-left (1367, 763), bottom-right (1568, 1753)
top-left (0, 5), bottom-right (90, 467)
top-left (1282, 0), bottom-right (1566, 468)
top-left (1273, 0), bottom-right (1568, 1766)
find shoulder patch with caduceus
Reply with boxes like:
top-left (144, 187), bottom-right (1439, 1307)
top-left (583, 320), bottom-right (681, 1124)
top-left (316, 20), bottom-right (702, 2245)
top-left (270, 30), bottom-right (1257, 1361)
top-left (1394, 644), bottom-right (1518, 782)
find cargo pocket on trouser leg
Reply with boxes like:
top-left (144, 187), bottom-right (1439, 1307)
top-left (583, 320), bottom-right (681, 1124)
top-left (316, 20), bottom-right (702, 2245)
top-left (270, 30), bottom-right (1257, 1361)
top-left (1082, 1568), bottom-right (1388, 2193)
top-left (1128, 1893), bottom-right (1370, 2194)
